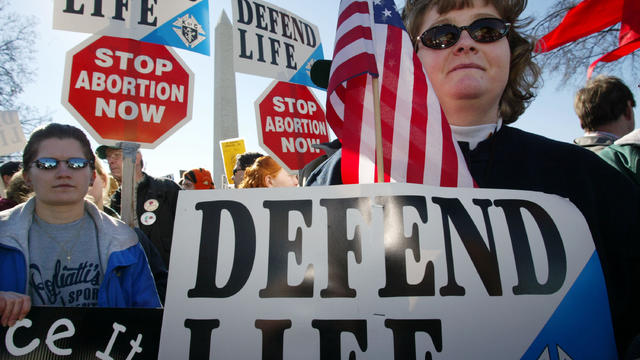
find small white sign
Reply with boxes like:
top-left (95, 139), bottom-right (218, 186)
top-left (0, 111), bottom-right (26, 156)
top-left (232, 0), bottom-right (324, 89)
top-left (159, 183), bottom-right (616, 359)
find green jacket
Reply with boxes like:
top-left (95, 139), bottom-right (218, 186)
top-left (599, 129), bottom-right (640, 187)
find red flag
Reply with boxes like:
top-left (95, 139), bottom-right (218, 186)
top-left (588, 0), bottom-right (640, 77)
top-left (326, 0), bottom-right (474, 186)
top-left (535, 0), bottom-right (639, 78)
top-left (535, 0), bottom-right (623, 53)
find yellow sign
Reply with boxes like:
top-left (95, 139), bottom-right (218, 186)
top-left (220, 138), bottom-right (246, 184)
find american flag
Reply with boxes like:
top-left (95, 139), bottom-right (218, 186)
top-left (326, 0), bottom-right (474, 186)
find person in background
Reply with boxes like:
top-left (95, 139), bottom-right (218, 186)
top-left (239, 156), bottom-right (298, 188)
top-left (231, 152), bottom-right (264, 188)
top-left (0, 123), bottom-right (160, 327)
top-left (298, 139), bottom-right (342, 186)
top-left (0, 161), bottom-right (21, 189)
top-left (88, 154), bottom-right (168, 304)
top-left (573, 75), bottom-right (636, 153)
top-left (87, 156), bottom-right (118, 217)
top-left (96, 145), bottom-right (181, 269)
top-left (0, 171), bottom-right (32, 211)
top-left (181, 168), bottom-right (215, 190)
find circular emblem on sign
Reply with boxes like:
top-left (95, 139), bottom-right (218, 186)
top-left (144, 199), bottom-right (160, 212)
top-left (140, 212), bottom-right (157, 226)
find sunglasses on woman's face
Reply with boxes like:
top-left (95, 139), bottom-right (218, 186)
top-left (32, 157), bottom-right (93, 170)
top-left (418, 18), bottom-right (511, 50)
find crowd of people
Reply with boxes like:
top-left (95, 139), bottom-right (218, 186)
top-left (0, 0), bottom-right (639, 357)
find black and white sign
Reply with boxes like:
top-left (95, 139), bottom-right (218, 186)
top-left (0, 307), bottom-right (162, 359)
top-left (232, 0), bottom-right (324, 88)
top-left (158, 184), bottom-right (617, 359)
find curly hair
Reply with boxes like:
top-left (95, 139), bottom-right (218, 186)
top-left (239, 156), bottom-right (282, 188)
top-left (403, 0), bottom-right (540, 124)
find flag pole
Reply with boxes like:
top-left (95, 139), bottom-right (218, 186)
top-left (372, 77), bottom-right (384, 183)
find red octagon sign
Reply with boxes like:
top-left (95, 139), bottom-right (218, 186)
top-left (255, 81), bottom-right (329, 172)
top-left (62, 36), bottom-right (194, 148)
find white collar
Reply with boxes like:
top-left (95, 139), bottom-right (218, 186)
top-left (450, 118), bottom-right (503, 150)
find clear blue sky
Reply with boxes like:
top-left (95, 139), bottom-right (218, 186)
top-left (9, 0), bottom-right (639, 181)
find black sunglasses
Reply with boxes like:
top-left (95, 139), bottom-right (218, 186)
top-left (32, 157), bottom-right (93, 170)
top-left (418, 18), bottom-right (511, 50)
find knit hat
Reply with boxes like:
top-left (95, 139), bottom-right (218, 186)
top-left (183, 168), bottom-right (215, 189)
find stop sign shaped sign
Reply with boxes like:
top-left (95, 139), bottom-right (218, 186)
top-left (255, 81), bottom-right (329, 172)
top-left (62, 36), bottom-right (194, 148)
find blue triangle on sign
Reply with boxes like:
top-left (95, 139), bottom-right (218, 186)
top-left (520, 252), bottom-right (617, 360)
top-left (141, 0), bottom-right (210, 55)
top-left (288, 44), bottom-right (325, 90)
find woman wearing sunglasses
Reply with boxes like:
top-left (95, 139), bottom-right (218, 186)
top-left (0, 123), bottom-right (160, 327)
top-left (404, 0), bottom-right (640, 356)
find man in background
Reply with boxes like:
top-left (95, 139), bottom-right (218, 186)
top-left (96, 145), bottom-right (181, 268)
top-left (231, 152), bottom-right (263, 188)
top-left (574, 75), bottom-right (635, 153)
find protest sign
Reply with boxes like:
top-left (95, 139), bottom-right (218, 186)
top-left (158, 184), bottom-right (616, 359)
top-left (0, 307), bottom-right (162, 360)
top-left (0, 111), bottom-right (26, 156)
top-left (232, 0), bottom-right (324, 89)
top-left (52, 0), bottom-right (210, 55)
top-left (255, 80), bottom-right (329, 172)
top-left (62, 35), bottom-right (194, 149)
top-left (220, 138), bottom-right (246, 186)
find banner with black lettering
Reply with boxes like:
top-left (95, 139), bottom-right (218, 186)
top-left (0, 307), bottom-right (162, 359)
top-left (232, 0), bottom-right (324, 89)
top-left (53, 0), bottom-right (210, 55)
top-left (158, 184), bottom-right (617, 359)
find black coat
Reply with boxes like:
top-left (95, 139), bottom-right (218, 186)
top-left (307, 126), bottom-right (640, 357)
top-left (111, 173), bottom-right (181, 268)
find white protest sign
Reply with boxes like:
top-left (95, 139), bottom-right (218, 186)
top-left (53, 0), bottom-right (210, 55)
top-left (159, 183), bottom-right (616, 359)
top-left (232, 0), bottom-right (324, 89)
top-left (0, 111), bottom-right (26, 156)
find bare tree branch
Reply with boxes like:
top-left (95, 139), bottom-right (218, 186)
top-left (0, 1), bottom-right (52, 163)
top-left (531, 0), bottom-right (639, 88)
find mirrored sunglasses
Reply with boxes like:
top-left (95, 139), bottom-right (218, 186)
top-left (32, 157), bottom-right (93, 170)
top-left (418, 18), bottom-right (511, 50)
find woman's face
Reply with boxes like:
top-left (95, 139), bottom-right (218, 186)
top-left (87, 170), bottom-right (106, 202)
top-left (266, 168), bottom-right (298, 188)
top-left (182, 178), bottom-right (195, 190)
top-left (24, 138), bottom-right (94, 208)
top-left (416, 0), bottom-right (510, 124)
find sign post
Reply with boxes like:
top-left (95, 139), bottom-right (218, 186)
top-left (255, 80), bottom-right (330, 173)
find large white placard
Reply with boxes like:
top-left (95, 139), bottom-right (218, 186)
top-left (0, 111), bottom-right (26, 156)
top-left (232, 0), bottom-right (324, 89)
top-left (53, 0), bottom-right (210, 55)
top-left (159, 183), bottom-right (616, 359)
